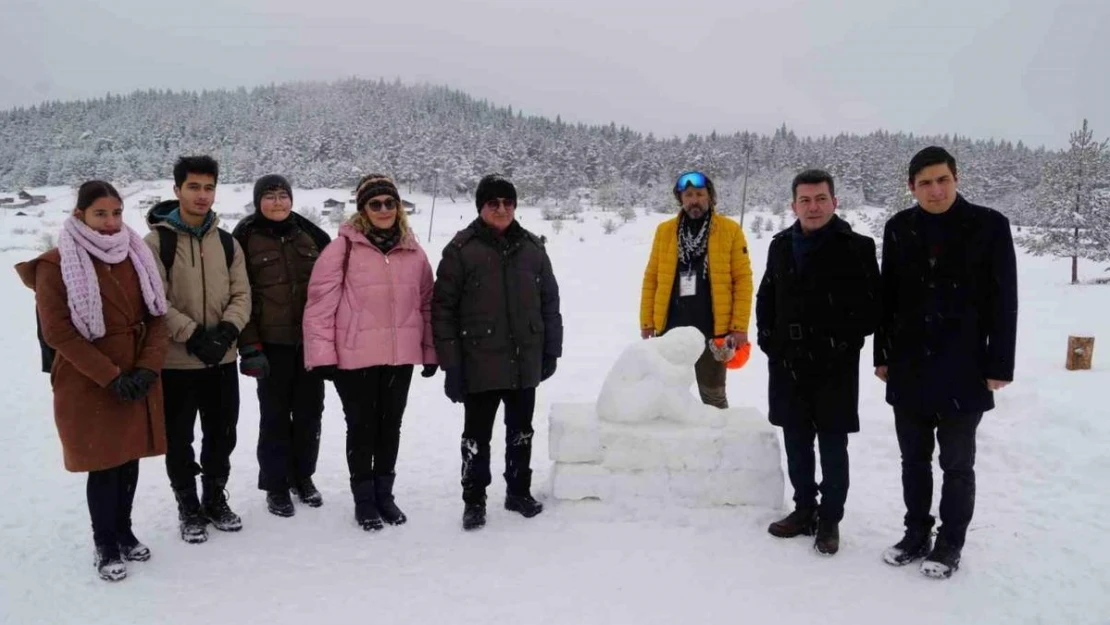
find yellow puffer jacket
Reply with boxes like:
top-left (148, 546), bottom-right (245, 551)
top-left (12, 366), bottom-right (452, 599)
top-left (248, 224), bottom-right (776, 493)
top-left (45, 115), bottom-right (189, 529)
top-left (640, 212), bottom-right (753, 337)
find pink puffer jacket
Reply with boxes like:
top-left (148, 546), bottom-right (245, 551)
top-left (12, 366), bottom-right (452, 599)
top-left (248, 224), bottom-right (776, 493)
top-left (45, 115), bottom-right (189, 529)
top-left (303, 223), bottom-right (437, 370)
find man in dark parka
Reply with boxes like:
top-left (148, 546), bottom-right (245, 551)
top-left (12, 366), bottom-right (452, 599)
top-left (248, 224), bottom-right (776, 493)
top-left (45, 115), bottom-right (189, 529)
top-left (432, 174), bottom-right (563, 531)
top-left (756, 169), bottom-right (881, 556)
top-left (876, 146), bottom-right (1018, 580)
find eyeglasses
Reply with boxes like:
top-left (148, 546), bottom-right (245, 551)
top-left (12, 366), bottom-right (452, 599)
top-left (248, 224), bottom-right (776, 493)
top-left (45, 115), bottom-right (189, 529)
top-left (674, 171), bottom-right (709, 193)
top-left (366, 198), bottom-right (397, 212)
top-left (261, 192), bottom-right (290, 202)
top-left (483, 198), bottom-right (516, 211)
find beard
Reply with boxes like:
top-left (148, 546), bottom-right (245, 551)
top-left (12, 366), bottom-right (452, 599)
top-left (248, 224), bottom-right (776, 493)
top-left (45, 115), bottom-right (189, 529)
top-left (683, 203), bottom-right (708, 219)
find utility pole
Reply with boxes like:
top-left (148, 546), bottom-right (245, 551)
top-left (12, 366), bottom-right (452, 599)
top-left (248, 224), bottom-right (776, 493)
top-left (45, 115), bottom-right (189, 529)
top-left (739, 137), bottom-right (753, 227)
top-left (427, 169), bottom-right (439, 242)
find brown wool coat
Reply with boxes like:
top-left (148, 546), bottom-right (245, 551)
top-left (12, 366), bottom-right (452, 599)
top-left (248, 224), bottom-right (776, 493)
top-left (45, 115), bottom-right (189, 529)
top-left (16, 249), bottom-right (170, 472)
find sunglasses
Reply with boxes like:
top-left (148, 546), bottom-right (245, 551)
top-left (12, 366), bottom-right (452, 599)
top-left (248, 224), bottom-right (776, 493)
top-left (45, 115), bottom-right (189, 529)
top-left (366, 198), bottom-right (397, 212)
top-left (674, 171), bottom-right (709, 193)
top-left (483, 198), bottom-right (516, 211)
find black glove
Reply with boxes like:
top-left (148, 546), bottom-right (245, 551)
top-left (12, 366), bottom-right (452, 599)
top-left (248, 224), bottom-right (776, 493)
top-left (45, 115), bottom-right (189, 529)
top-left (239, 344), bottom-right (270, 378)
top-left (213, 321), bottom-right (240, 350)
top-left (444, 367), bottom-right (465, 404)
top-left (421, 364), bottom-right (439, 378)
top-left (541, 355), bottom-right (558, 382)
top-left (186, 325), bottom-right (228, 366)
top-left (109, 372), bottom-right (140, 402)
top-left (110, 368), bottom-right (157, 402)
top-left (314, 365), bottom-right (339, 381)
top-left (130, 368), bottom-right (158, 400)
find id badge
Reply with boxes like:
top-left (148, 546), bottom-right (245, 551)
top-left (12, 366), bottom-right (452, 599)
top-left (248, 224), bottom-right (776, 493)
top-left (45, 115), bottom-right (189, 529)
top-left (679, 271), bottom-right (697, 297)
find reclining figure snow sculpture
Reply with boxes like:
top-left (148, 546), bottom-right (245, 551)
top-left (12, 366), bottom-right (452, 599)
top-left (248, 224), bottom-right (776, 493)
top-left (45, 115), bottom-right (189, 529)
top-left (547, 327), bottom-right (785, 508)
top-left (596, 326), bottom-right (723, 427)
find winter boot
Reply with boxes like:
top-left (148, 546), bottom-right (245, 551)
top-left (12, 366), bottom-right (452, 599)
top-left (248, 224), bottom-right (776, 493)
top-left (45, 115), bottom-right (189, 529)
top-left (375, 474), bottom-right (407, 526)
top-left (292, 477), bottom-right (323, 508)
top-left (173, 486), bottom-right (208, 544)
top-left (504, 466), bottom-right (543, 518)
top-left (352, 479), bottom-right (383, 532)
top-left (768, 508), bottom-right (817, 538)
top-left (505, 493), bottom-right (544, 518)
top-left (201, 477), bottom-right (243, 532)
top-left (266, 489), bottom-right (295, 518)
top-left (462, 489), bottom-right (487, 531)
top-left (117, 530), bottom-right (151, 562)
top-left (814, 519), bottom-right (840, 556)
top-left (920, 538), bottom-right (962, 579)
top-left (94, 544), bottom-right (127, 582)
top-left (883, 527), bottom-right (933, 566)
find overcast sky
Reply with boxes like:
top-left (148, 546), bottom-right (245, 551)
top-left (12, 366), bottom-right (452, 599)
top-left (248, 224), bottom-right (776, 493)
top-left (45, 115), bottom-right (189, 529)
top-left (3, 0), bottom-right (1107, 149)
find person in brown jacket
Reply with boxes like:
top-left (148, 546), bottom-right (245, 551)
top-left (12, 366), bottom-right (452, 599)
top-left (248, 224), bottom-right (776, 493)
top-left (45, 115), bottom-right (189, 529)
top-left (144, 156), bottom-right (252, 544)
top-left (16, 180), bottom-right (170, 582)
top-left (232, 174), bottom-right (331, 517)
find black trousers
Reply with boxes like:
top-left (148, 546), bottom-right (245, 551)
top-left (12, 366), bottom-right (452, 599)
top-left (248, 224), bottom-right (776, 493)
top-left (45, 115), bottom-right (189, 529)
top-left (255, 344), bottom-right (325, 491)
top-left (334, 365), bottom-right (414, 489)
top-left (87, 460), bottom-right (140, 547)
top-left (162, 364), bottom-right (241, 491)
top-left (782, 424), bottom-right (849, 523)
top-left (460, 388), bottom-right (536, 503)
top-left (894, 407), bottom-right (983, 549)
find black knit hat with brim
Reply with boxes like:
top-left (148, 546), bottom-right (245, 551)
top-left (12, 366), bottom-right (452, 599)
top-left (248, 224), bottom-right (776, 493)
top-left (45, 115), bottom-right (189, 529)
top-left (355, 175), bottom-right (401, 212)
top-left (475, 174), bottom-right (517, 212)
top-left (253, 174), bottom-right (292, 211)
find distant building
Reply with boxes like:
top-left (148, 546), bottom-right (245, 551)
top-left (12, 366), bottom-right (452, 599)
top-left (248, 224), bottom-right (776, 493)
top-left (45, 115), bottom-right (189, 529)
top-left (17, 190), bottom-right (46, 205)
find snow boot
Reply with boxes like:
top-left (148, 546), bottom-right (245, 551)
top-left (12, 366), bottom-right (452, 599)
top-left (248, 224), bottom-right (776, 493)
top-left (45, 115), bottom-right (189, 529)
top-left (352, 479), bottom-right (383, 531)
top-left (883, 528), bottom-right (933, 566)
top-left (505, 493), bottom-right (544, 518)
top-left (292, 477), bottom-right (323, 508)
top-left (462, 489), bottom-right (486, 531)
top-left (174, 486), bottom-right (208, 544)
top-left (768, 508), bottom-right (817, 538)
top-left (504, 466), bottom-right (543, 518)
top-left (267, 489), bottom-right (295, 518)
top-left (375, 474), bottom-right (407, 526)
top-left (814, 519), bottom-right (840, 556)
top-left (201, 476), bottom-right (243, 532)
top-left (94, 544), bottom-right (127, 582)
top-left (117, 530), bottom-right (151, 562)
top-left (920, 539), bottom-right (962, 579)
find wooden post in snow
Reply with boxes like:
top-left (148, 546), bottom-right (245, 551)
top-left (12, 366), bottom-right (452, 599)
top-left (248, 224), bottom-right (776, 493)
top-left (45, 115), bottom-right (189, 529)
top-left (1066, 336), bottom-right (1095, 370)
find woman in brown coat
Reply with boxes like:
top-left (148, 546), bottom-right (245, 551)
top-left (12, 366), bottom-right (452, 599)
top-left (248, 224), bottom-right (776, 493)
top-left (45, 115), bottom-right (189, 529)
top-left (15, 181), bottom-right (170, 582)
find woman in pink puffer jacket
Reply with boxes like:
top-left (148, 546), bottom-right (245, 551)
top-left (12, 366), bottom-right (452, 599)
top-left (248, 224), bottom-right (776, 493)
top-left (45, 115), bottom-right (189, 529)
top-left (303, 174), bottom-right (437, 532)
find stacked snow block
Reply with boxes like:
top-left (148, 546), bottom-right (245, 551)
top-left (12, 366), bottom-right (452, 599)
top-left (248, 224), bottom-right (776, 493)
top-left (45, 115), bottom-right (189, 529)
top-left (548, 403), bottom-right (784, 508)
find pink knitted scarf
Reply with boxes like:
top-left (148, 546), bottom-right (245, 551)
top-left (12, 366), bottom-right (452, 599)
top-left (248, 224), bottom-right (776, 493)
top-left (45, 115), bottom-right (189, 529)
top-left (57, 217), bottom-right (167, 341)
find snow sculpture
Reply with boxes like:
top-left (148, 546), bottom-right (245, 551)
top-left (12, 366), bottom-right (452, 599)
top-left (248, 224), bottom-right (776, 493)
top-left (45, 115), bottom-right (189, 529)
top-left (548, 330), bottom-right (784, 508)
top-left (596, 326), bottom-right (723, 427)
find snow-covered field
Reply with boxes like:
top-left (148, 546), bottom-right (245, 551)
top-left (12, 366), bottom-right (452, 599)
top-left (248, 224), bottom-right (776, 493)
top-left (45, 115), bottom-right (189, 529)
top-left (1, 182), bottom-right (1108, 624)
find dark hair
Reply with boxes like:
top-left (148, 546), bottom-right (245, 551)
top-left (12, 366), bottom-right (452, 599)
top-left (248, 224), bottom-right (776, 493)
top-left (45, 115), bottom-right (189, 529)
top-left (908, 146), bottom-right (957, 185)
top-left (173, 155), bottom-right (220, 188)
top-left (75, 180), bottom-right (122, 211)
top-left (791, 169), bottom-right (836, 200)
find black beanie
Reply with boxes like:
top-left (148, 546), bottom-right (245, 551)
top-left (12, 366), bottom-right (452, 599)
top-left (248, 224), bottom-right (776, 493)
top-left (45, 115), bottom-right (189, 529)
top-left (355, 175), bottom-right (401, 212)
top-left (475, 174), bottom-right (517, 212)
top-left (253, 174), bottom-right (293, 212)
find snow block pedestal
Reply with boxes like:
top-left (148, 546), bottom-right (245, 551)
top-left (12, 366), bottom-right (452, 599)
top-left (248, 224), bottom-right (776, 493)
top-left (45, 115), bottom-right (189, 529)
top-left (548, 404), bottom-right (784, 507)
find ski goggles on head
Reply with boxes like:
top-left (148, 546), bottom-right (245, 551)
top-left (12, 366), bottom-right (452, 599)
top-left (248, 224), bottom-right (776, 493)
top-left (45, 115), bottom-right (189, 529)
top-left (674, 171), bottom-right (709, 193)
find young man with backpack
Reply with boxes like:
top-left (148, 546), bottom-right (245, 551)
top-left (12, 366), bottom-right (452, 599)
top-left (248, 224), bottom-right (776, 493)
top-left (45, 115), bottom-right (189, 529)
top-left (144, 155), bottom-right (251, 544)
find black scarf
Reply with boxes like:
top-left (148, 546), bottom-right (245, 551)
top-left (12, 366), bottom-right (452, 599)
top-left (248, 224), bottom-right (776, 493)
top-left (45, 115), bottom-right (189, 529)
top-left (366, 224), bottom-right (402, 253)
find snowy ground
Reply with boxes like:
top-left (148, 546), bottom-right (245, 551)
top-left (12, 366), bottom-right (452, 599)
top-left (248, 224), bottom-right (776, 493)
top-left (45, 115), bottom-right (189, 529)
top-left (1, 183), bottom-right (1108, 624)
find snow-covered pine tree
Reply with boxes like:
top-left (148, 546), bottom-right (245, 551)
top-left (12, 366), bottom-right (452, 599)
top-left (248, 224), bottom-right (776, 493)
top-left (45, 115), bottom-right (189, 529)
top-left (1019, 119), bottom-right (1110, 284)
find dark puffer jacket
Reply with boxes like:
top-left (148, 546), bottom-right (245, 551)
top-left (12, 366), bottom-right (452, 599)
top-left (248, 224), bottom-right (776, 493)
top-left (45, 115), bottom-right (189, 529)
top-left (432, 219), bottom-right (563, 393)
top-left (232, 212), bottom-right (331, 346)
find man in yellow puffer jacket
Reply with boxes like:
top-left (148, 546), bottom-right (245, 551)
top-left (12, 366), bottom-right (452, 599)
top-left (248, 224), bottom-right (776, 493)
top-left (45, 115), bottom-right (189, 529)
top-left (640, 171), bottom-right (753, 408)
